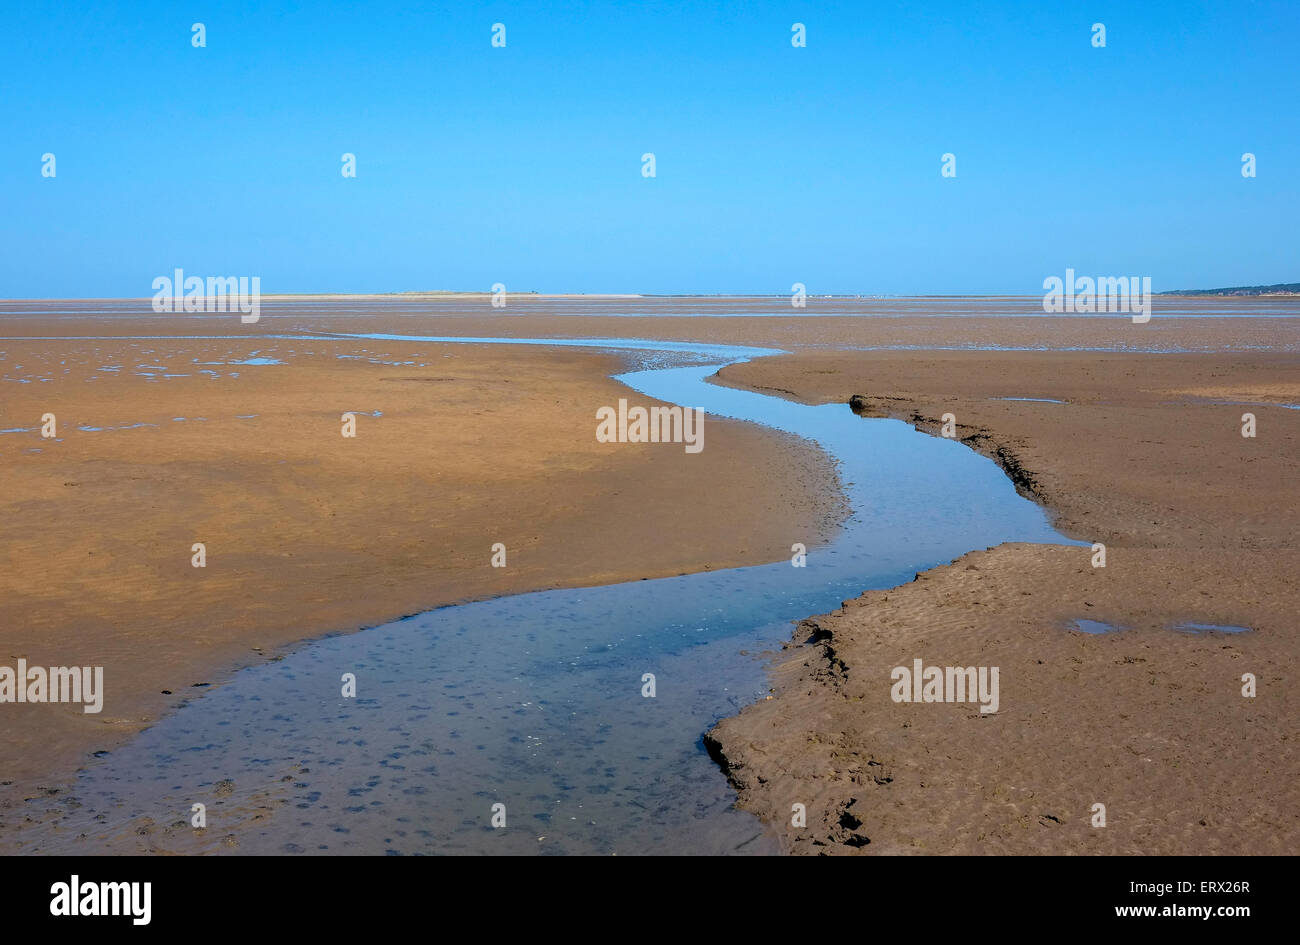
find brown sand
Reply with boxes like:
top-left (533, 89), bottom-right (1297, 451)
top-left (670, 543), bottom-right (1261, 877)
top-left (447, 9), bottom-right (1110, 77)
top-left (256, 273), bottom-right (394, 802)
top-left (707, 347), bottom-right (1300, 854)
top-left (0, 320), bottom-right (843, 802)
top-left (2, 299), bottom-right (1297, 855)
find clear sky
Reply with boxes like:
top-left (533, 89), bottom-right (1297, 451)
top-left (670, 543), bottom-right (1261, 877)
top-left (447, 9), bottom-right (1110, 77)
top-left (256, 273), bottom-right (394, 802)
top-left (3, 0), bottom-right (1296, 297)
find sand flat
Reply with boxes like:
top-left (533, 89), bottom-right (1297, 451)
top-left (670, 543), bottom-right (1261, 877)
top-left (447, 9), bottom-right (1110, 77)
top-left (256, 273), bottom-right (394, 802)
top-left (2, 299), bottom-right (1297, 855)
top-left (707, 344), bottom-right (1299, 854)
top-left (0, 314), bottom-right (843, 798)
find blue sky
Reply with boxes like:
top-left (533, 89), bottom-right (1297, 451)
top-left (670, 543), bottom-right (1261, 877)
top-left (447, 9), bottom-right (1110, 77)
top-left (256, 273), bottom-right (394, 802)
top-left (3, 0), bottom-right (1296, 296)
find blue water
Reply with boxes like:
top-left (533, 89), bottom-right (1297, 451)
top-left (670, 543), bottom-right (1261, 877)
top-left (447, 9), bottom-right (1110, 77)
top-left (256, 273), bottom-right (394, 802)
top-left (1071, 619), bottom-right (1121, 635)
top-left (7, 336), bottom-right (1072, 856)
top-left (1173, 622), bottom-right (1251, 634)
top-left (1070, 619), bottom-right (1250, 636)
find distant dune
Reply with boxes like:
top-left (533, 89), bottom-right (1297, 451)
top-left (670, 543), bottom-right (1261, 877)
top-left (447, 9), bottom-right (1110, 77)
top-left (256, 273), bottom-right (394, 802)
top-left (1160, 282), bottom-right (1300, 296)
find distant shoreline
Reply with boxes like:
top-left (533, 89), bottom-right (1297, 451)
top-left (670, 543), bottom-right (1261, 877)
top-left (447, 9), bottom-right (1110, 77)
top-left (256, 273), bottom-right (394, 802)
top-left (1158, 282), bottom-right (1300, 297)
top-left (4, 290), bottom-right (1299, 302)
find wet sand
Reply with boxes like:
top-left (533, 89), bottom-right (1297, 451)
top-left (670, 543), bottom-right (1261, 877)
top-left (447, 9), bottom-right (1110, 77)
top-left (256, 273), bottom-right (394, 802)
top-left (0, 317), bottom-right (843, 804)
top-left (708, 346), bottom-right (1300, 854)
top-left (2, 298), bottom-right (1297, 854)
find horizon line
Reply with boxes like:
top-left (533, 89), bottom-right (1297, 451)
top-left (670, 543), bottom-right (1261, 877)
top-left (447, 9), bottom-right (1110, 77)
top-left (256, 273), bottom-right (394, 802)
top-left (4, 289), bottom-right (1299, 303)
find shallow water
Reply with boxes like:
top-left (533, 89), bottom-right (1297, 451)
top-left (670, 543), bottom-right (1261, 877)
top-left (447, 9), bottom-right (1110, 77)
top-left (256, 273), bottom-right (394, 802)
top-left (0, 331), bottom-right (1279, 391)
top-left (1070, 619), bottom-right (1251, 636)
top-left (1071, 618), bottom-right (1120, 635)
top-left (9, 336), bottom-right (1072, 855)
top-left (1173, 622), bottom-right (1251, 634)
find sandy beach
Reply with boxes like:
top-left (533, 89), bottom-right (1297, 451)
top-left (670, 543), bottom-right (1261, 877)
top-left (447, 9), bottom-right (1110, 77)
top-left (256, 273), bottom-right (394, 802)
top-left (9, 4), bottom-right (1297, 927)
top-left (708, 343), bottom-right (1299, 854)
top-left (0, 307), bottom-right (844, 806)
top-left (1, 298), bottom-right (1296, 855)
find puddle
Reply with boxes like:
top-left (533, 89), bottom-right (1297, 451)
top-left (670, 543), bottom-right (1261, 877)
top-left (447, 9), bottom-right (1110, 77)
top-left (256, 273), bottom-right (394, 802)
top-left (76, 422), bottom-right (159, 433)
top-left (1172, 622), bottom-right (1251, 634)
top-left (1070, 618), bottom-right (1121, 634)
top-left (199, 355), bottom-right (284, 367)
top-left (1069, 619), bottom-right (1251, 636)
top-left (6, 335), bottom-right (1073, 855)
top-left (1204, 400), bottom-right (1300, 411)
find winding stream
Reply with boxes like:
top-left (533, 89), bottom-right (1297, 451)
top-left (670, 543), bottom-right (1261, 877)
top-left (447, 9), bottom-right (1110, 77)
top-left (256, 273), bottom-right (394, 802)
top-left (10, 336), bottom-right (1071, 855)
